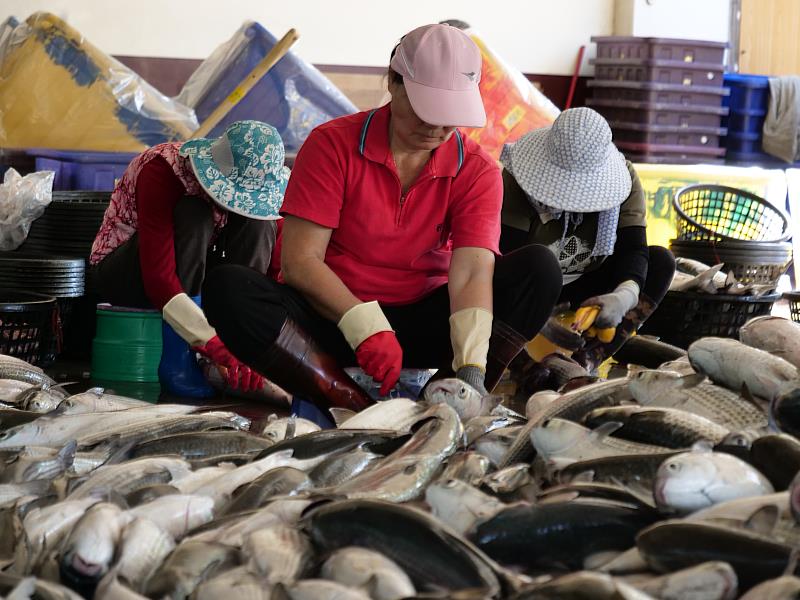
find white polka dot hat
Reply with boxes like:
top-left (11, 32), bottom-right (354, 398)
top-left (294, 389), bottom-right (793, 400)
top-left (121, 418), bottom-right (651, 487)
top-left (500, 107), bottom-right (632, 212)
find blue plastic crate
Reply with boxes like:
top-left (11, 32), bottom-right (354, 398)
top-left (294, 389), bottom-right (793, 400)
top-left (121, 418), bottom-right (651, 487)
top-left (31, 149), bottom-right (136, 191)
top-left (192, 22), bottom-right (357, 153)
top-left (722, 108), bottom-right (766, 135)
top-left (723, 73), bottom-right (770, 114)
top-left (724, 130), bottom-right (762, 154)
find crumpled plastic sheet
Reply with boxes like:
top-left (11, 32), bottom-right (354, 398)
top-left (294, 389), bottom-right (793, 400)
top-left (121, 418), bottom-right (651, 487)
top-left (461, 25), bottom-right (561, 160)
top-left (0, 12), bottom-right (198, 151)
top-left (0, 168), bottom-right (54, 251)
top-left (345, 368), bottom-right (436, 400)
top-left (175, 20), bottom-right (357, 152)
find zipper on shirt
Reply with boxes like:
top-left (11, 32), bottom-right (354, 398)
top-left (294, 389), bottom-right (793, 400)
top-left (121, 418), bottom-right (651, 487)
top-left (396, 174), bottom-right (436, 227)
top-left (397, 192), bottom-right (407, 226)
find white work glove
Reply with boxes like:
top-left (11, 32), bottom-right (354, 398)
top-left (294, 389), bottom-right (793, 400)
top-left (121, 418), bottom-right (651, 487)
top-left (161, 293), bottom-right (216, 346)
top-left (450, 307), bottom-right (493, 395)
top-left (580, 280), bottom-right (640, 329)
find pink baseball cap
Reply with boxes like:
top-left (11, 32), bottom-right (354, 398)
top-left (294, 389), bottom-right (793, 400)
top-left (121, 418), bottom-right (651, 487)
top-left (390, 24), bottom-right (486, 128)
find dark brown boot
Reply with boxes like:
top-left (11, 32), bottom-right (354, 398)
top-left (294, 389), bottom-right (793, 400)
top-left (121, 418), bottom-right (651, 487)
top-left (572, 293), bottom-right (658, 373)
top-left (253, 318), bottom-right (374, 412)
top-left (484, 320), bottom-right (531, 393)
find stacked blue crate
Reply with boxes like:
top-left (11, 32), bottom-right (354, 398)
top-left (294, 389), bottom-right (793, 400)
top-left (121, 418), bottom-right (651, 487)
top-left (722, 73), bottom-right (777, 165)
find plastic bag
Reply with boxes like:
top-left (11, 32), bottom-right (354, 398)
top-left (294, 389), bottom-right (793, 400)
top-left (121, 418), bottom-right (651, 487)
top-left (0, 168), bottom-right (54, 251)
top-left (176, 21), bottom-right (357, 153)
top-left (459, 25), bottom-right (561, 160)
top-left (0, 12), bottom-right (198, 151)
top-left (345, 368), bottom-right (436, 400)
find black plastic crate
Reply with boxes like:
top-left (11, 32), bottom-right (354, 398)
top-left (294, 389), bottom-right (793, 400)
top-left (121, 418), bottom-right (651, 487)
top-left (592, 36), bottom-right (727, 65)
top-left (0, 289), bottom-right (57, 366)
top-left (785, 292), bottom-right (800, 323)
top-left (589, 80), bottom-right (729, 108)
top-left (589, 98), bottom-right (727, 128)
top-left (591, 58), bottom-right (725, 87)
top-left (640, 291), bottom-right (779, 348)
top-left (611, 121), bottom-right (726, 147)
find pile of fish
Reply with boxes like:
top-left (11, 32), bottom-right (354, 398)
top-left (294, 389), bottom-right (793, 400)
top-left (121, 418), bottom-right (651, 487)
top-left (1, 316), bottom-right (800, 598)
top-left (669, 258), bottom-right (775, 297)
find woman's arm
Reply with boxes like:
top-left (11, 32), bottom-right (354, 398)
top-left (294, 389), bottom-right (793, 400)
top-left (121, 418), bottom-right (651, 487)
top-left (448, 246), bottom-right (495, 313)
top-left (281, 215), bottom-right (361, 322)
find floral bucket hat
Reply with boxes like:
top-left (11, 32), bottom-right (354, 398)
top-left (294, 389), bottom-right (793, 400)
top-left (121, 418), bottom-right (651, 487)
top-left (180, 120), bottom-right (290, 220)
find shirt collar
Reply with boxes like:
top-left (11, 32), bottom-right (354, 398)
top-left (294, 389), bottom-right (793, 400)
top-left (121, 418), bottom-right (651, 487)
top-left (360, 104), bottom-right (464, 178)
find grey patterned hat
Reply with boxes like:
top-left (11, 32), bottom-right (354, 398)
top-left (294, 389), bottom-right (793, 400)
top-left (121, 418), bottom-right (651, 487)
top-left (500, 107), bottom-right (632, 212)
top-left (180, 120), bottom-right (290, 220)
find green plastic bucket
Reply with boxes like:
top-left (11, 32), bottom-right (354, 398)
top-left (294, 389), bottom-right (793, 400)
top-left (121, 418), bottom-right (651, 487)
top-left (91, 305), bottom-right (162, 382)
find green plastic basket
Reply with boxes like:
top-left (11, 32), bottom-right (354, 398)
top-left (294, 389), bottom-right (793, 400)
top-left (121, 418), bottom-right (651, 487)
top-left (673, 184), bottom-right (791, 243)
top-left (91, 305), bottom-right (162, 382)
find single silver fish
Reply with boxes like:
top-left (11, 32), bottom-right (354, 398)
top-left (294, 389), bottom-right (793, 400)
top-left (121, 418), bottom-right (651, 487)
top-left (424, 378), bottom-right (499, 420)
top-left (654, 446), bottom-right (774, 514)
top-left (321, 547), bottom-right (416, 600)
top-left (688, 337), bottom-right (800, 401)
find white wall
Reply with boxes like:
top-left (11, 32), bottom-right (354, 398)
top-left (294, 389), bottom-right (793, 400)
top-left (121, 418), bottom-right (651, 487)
top-left (616, 0), bottom-right (730, 42)
top-left (2, 0), bottom-right (615, 75)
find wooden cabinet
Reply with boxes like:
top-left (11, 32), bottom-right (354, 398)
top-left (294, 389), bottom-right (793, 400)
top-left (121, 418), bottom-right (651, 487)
top-left (739, 0), bottom-right (800, 75)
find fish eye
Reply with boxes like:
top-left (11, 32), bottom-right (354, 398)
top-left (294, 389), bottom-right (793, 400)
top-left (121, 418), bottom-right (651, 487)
top-left (458, 386), bottom-right (468, 398)
top-left (542, 419), bottom-right (552, 427)
top-left (667, 462), bottom-right (680, 472)
top-left (403, 464), bottom-right (417, 475)
top-left (444, 479), bottom-right (458, 488)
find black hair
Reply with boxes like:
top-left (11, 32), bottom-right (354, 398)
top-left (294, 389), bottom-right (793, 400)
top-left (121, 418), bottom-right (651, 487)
top-left (388, 39), bottom-right (403, 85)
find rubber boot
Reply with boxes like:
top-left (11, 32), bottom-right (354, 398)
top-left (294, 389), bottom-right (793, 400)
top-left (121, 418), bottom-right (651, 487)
top-left (252, 317), bottom-right (373, 412)
top-left (508, 351), bottom-right (552, 396)
top-left (483, 320), bottom-right (532, 394)
top-left (158, 295), bottom-right (214, 398)
top-left (572, 293), bottom-right (658, 373)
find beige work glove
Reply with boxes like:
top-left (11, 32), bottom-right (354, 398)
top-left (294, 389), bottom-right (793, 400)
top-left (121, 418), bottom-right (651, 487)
top-left (450, 307), bottom-right (493, 394)
top-left (162, 292), bottom-right (217, 347)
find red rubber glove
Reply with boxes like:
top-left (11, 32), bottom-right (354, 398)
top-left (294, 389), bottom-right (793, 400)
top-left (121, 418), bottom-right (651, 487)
top-left (355, 331), bottom-right (403, 396)
top-left (194, 335), bottom-right (263, 393)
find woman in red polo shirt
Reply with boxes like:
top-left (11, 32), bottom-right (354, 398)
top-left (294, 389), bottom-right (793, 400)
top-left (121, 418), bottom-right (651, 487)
top-left (202, 24), bottom-right (562, 410)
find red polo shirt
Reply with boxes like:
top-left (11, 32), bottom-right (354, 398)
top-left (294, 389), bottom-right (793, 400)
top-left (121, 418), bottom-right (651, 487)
top-left (280, 104), bottom-right (502, 305)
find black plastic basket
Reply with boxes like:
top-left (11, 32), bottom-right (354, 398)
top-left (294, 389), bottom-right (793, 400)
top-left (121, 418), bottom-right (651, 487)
top-left (640, 290), bottom-right (779, 348)
top-left (670, 239), bottom-right (793, 288)
top-left (785, 291), bottom-right (800, 324)
top-left (673, 184), bottom-right (791, 243)
top-left (0, 290), bottom-right (57, 366)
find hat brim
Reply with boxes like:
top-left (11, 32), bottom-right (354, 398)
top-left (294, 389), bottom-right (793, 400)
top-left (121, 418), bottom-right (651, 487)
top-left (182, 139), bottom-right (288, 221)
top-left (501, 127), bottom-right (632, 212)
top-left (404, 79), bottom-right (486, 128)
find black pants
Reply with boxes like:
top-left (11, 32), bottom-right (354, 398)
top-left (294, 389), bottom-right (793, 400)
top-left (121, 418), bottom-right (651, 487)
top-left (203, 244), bottom-right (562, 369)
top-left (93, 196), bottom-right (277, 308)
top-left (559, 245), bottom-right (675, 308)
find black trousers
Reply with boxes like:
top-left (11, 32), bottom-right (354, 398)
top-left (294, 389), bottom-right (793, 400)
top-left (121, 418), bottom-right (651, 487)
top-left (93, 196), bottom-right (277, 308)
top-left (203, 244), bottom-right (562, 370)
top-left (559, 245), bottom-right (675, 308)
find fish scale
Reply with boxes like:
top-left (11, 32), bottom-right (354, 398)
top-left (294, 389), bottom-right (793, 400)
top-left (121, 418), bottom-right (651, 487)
top-left (499, 378), bottom-right (633, 468)
top-left (586, 406), bottom-right (730, 448)
top-left (646, 383), bottom-right (767, 431)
